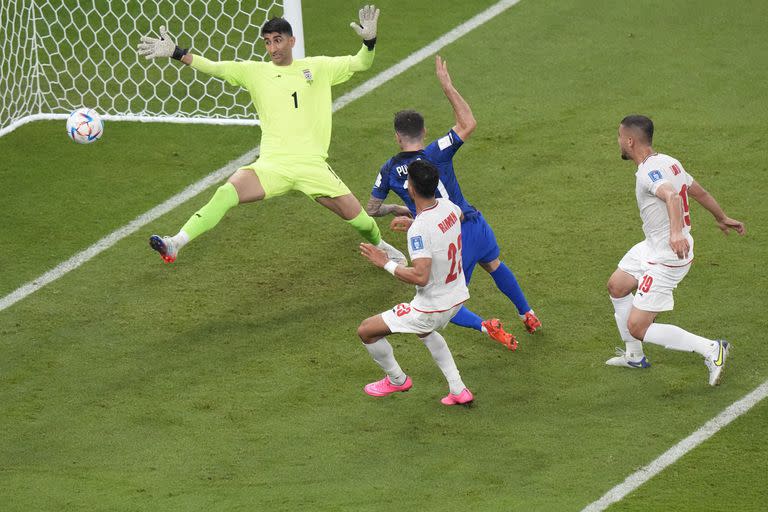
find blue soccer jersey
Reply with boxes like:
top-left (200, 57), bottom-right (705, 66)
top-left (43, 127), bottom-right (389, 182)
top-left (371, 129), bottom-right (477, 216)
top-left (371, 128), bottom-right (534, 325)
top-left (371, 128), bottom-right (501, 278)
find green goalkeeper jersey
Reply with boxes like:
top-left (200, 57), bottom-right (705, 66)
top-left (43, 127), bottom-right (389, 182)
top-left (190, 46), bottom-right (375, 160)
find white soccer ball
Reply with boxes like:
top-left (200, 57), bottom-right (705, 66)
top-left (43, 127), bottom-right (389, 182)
top-left (66, 107), bottom-right (103, 144)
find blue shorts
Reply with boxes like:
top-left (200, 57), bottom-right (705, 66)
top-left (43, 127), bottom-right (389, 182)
top-left (460, 211), bottom-right (500, 284)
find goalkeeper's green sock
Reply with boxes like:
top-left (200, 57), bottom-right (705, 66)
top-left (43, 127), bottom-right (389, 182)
top-left (347, 210), bottom-right (406, 263)
top-left (346, 209), bottom-right (381, 245)
top-left (179, 182), bottom-right (240, 242)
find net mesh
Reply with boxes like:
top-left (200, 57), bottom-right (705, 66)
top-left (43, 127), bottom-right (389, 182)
top-left (1, 0), bottom-right (286, 136)
top-left (0, 2), bottom-right (39, 133)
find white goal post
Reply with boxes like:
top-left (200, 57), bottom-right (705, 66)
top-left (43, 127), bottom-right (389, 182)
top-left (0, 0), bottom-right (305, 137)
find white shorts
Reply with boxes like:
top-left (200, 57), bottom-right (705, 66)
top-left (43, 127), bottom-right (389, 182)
top-left (381, 303), bottom-right (463, 335)
top-left (618, 241), bottom-right (692, 312)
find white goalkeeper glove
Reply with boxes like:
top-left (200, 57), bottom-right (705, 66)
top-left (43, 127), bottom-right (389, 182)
top-left (350, 5), bottom-right (380, 45)
top-left (137, 26), bottom-right (187, 60)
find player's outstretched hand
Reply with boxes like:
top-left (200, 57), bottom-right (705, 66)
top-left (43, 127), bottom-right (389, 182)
top-left (390, 216), bottom-right (414, 232)
top-left (717, 216), bottom-right (745, 236)
top-left (360, 243), bottom-right (389, 267)
top-left (350, 5), bottom-right (380, 41)
top-left (137, 26), bottom-right (176, 59)
top-left (435, 55), bottom-right (452, 89)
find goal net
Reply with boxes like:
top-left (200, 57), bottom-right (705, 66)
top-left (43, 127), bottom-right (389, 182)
top-left (0, 0), bottom-right (305, 137)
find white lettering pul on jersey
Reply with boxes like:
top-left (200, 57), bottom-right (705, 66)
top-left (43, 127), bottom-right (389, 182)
top-left (395, 159), bottom-right (449, 199)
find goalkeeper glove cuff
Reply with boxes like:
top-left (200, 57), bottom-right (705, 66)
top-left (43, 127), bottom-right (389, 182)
top-left (172, 46), bottom-right (188, 61)
top-left (363, 37), bottom-right (376, 50)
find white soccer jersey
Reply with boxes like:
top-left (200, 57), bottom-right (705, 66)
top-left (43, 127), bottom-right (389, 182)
top-left (406, 198), bottom-right (470, 312)
top-left (635, 153), bottom-right (695, 264)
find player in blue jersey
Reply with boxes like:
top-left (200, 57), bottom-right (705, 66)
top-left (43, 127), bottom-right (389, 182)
top-left (365, 56), bottom-right (540, 348)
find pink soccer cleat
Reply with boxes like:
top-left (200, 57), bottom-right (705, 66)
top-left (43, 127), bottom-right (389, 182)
top-left (441, 388), bottom-right (474, 406)
top-left (364, 375), bottom-right (413, 397)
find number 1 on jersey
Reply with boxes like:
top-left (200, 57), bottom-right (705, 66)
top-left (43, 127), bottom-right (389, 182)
top-left (292, 91), bottom-right (298, 109)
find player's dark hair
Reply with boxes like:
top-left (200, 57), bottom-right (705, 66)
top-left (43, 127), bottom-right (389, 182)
top-left (407, 160), bottom-right (439, 199)
top-left (621, 114), bottom-right (654, 144)
top-left (261, 17), bottom-right (293, 36)
top-left (394, 110), bottom-right (425, 139)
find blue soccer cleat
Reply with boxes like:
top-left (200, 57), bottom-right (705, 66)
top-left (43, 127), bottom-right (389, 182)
top-left (605, 347), bottom-right (651, 369)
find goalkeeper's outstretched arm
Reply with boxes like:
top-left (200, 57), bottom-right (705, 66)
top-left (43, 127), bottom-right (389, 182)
top-left (349, 45), bottom-right (376, 72)
top-left (137, 26), bottom-right (240, 83)
top-left (348, 4), bottom-right (380, 71)
top-left (137, 26), bottom-right (188, 62)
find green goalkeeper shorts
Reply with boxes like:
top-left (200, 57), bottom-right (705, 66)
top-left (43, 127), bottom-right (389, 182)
top-left (241, 156), bottom-right (351, 199)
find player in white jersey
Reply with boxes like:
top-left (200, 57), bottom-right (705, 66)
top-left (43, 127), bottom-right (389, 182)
top-left (606, 115), bottom-right (745, 386)
top-left (358, 160), bottom-right (473, 405)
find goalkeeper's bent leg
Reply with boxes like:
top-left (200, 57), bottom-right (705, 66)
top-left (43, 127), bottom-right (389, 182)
top-left (180, 182), bottom-right (240, 241)
top-left (346, 209), bottom-right (381, 245)
top-left (346, 209), bottom-right (406, 263)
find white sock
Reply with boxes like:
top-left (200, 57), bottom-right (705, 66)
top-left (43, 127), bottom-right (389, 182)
top-left (420, 332), bottom-right (465, 394)
top-left (519, 308), bottom-right (535, 320)
top-left (643, 323), bottom-right (716, 357)
top-left (364, 338), bottom-right (407, 385)
top-left (610, 295), bottom-right (644, 357)
top-left (171, 230), bottom-right (190, 250)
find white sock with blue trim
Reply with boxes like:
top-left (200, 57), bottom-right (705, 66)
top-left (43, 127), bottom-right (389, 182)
top-left (611, 294), bottom-right (644, 357)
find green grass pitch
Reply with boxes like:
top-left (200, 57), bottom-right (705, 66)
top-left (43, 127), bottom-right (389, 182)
top-left (1, 0), bottom-right (767, 510)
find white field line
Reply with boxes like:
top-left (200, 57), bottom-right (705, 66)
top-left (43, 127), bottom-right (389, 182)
top-left (0, 0), bottom-right (523, 314)
top-left (582, 379), bottom-right (768, 512)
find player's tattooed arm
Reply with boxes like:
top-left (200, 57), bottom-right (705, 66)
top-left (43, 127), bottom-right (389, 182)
top-left (390, 216), bottom-right (413, 232)
top-left (687, 181), bottom-right (746, 235)
top-left (365, 196), bottom-right (412, 217)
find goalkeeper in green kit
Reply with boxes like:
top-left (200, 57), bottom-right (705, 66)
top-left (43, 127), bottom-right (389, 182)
top-left (137, 5), bottom-right (405, 265)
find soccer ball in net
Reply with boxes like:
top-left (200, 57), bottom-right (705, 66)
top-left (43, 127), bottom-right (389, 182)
top-left (66, 108), bottom-right (104, 144)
